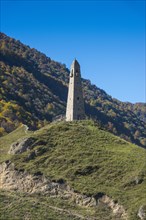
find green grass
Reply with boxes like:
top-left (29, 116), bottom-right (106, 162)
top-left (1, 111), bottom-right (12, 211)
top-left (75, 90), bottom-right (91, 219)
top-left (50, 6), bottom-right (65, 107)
top-left (0, 124), bottom-right (33, 163)
top-left (0, 120), bottom-right (146, 220)
top-left (0, 190), bottom-right (114, 220)
top-left (0, 190), bottom-right (81, 220)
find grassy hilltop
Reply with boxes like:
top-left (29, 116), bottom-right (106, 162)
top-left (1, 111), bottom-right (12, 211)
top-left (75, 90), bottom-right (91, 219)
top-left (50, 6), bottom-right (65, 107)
top-left (0, 120), bottom-right (146, 220)
top-left (0, 32), bottom-right (146, 147)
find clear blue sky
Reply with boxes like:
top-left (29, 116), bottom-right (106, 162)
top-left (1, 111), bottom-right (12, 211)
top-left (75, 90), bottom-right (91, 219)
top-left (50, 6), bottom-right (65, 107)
top-left (1, 0), bottom-right (145, 103)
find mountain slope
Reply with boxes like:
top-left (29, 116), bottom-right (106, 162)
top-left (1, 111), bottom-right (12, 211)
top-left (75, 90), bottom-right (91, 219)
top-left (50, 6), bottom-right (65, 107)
top-left (0, 121), bottom-right (146, 219)
top-left (0, 32), bottom-right (146, 147)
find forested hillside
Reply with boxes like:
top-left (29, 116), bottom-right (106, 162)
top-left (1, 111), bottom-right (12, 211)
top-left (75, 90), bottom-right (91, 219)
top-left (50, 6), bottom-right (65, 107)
top-left (0, 32), bottom-right (146, 147)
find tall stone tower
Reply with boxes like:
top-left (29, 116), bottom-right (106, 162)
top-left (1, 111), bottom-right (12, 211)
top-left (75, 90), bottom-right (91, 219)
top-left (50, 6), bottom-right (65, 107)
top-left (66, 59), bottom-right (85, 121)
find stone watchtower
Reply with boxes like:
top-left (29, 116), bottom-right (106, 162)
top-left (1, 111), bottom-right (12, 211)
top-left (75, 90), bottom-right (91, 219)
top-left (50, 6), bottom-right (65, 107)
top-left (66, 59), bottom-right (85, 121)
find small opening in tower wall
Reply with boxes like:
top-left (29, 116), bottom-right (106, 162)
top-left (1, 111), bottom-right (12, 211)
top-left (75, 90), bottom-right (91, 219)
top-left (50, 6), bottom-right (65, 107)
top-left (70, 70), bottom-right (73, 77)
top-left (77, 97), bottom-right (79, 100)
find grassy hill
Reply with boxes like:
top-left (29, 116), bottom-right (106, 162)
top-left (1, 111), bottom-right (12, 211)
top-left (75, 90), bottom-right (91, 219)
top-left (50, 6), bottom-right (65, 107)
top-left (0, 32), bottom-right (146, 147)
top-left (0, 121), bottom-right (146, 219)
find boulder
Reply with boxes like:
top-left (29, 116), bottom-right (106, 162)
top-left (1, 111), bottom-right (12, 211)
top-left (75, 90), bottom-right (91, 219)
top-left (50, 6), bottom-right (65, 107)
top-left (138, 205), bottom-right (146, 220)
top-left (8, 137), bottom-right (35, 154)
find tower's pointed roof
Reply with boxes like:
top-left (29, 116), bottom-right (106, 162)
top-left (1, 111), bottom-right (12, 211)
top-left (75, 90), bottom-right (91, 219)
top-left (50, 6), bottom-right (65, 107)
top-left (71, 59), bottom-right (80, 69)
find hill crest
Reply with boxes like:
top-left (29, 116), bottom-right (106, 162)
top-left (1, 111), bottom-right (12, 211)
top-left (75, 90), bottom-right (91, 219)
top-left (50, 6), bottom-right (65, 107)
top-left (0, 32), bottom-right (146, 147)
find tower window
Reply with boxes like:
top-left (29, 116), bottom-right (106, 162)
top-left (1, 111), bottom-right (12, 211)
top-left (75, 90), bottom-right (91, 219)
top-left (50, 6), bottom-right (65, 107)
top-left (77, 97), bottom-right (79, 100)
top-left (70, 70), bottom-right (73, 77)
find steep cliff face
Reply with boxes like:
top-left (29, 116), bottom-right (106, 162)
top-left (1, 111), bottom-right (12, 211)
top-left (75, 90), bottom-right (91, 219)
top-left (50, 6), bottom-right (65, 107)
top-left (0, 32), bottom-right (146, 147)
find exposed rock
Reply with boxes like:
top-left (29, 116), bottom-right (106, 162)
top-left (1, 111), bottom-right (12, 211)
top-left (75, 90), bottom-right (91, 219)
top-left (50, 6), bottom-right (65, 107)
top-left (98, 195), bottom-right (127, 219)
top-left (134, 177), bottom-right (143, 185)
top-left (138, 205), bottom-right (146, 220)
top-left (123, 176), bottom-right (144, 189)
top-left (26, 151), bottom-right (36, 161)
top-left (0, 161), bottom-right (128, 219)
top-left (8, 137), bottom-right (35, 154)
top-left (23, 124), bottom-right (29, 134)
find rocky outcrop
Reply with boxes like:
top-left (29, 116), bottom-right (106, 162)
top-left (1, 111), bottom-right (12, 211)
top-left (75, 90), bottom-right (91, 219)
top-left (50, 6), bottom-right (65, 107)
top-left (0, 161), bottom-right (128, 219)
top-left (8, 137), bottom-right (35, 154)
top-left (98, 195), bottom-right (127, 219)
top-left (138, 205), bottom-right (146, 220)
top-left (0, 161), bottom-right (97, 207)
